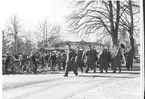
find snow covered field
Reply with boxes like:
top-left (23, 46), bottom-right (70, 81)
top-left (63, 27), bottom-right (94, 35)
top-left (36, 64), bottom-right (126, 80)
top-left (2, 69), bottom-right (141, 99)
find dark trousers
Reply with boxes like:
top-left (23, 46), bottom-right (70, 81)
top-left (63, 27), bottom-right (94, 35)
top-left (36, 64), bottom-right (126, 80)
top-left (5, 62), bottom-right (9, 72)
top-left (113, 67), bottom-right (121, 73)
top-left (77, 61), bottom-right (83, 73)
top-left (126, 60), bottom-right (133, 70)
top-left (33, 62), bottom-right (38, 74)
top-left (126, 64), bottom-right (133, 70)
top-left (65, 69), bottom-right (78, 76)
top-left (62, 61), bottom-right (66, 70)
top-left (100, 68), bottom-right (108, 73)
top-left (64, 61), bottom-right (78, 76)
top-left (85, 64), bottom-right (96, 73)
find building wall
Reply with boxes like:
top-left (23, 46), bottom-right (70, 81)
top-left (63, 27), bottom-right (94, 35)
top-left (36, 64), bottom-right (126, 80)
top-left (56, 42), bottom-right (103, 51)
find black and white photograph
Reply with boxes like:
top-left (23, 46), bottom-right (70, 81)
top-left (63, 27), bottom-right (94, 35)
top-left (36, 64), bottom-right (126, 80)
top-left (0, 0), bottom-right (144, 99)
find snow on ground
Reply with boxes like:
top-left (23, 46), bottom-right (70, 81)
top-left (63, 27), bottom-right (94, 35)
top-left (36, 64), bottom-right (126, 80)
top-left (2, 69), bottom-right (141, 99)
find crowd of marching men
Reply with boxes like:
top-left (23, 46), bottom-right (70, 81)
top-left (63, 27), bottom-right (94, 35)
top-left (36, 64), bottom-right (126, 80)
top-left (3, 43), bottom-right (134, 76)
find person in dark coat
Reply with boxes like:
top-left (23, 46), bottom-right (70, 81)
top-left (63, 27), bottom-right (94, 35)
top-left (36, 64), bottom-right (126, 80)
top-left (112, 48), bottom-right (122, 73)
top-left (61, 51), bottom-right (67, 71)
top-left (44, 53), bottom-right (49, 68)
top-left (64, 44), bottom-right (78, 77)
top-left (92, 47), bottom-right (98, 68)
top-left (5, 52), bottom-right (11, 73)
top-left (76, 46), bottom-right (84, 73)
top-left (39, 53), bottom-right (45, 69)
top-left (82, 50), bottom-right (86, 67)
top-left (19, 54), bottom-right (24, 71)
top-left (31, 52), bottom-right (37, 74)
top-left (20, 53), bottom-right (28, 71)
top-left (85, 45), bottom-right (96, 73)
top-left (99, 47), bottom-right (110, 73)
top-left (125, 49), bottom-right (133, 70)
top-left (44, 53), bottom-right (49, 63)
top-left (49, 52), bottom-right (56, 71)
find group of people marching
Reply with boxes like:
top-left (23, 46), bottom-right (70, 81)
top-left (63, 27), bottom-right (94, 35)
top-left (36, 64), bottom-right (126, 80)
top-left (3, 50), bottom-right (67, 74)
top-left (63, 43), bottom-right (133, 77)
top-left (3, 43), bottom-right (133, 75)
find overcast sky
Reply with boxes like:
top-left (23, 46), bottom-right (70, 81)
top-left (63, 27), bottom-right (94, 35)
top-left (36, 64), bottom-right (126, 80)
top-left (0, 0), bottom-right (93, 42)
top-left (0, 0), bottom-right (69, 29)
top-left (0, 0), bottom-right (141, 44)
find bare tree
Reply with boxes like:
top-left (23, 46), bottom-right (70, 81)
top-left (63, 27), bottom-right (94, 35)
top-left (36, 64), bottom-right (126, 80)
top-left (129, 1), bottom-right (134, 56)
top-left (119, 0), bottom-right (140, 57)
top-left (6, 14), bottom-right (21, 54)
top-left (34, 20), bottom-right (62, 47)
top-left (67, 0), bottom-right (139, 49)
top-left (2, 31), bottom-right (10, 54)
top-left (67, 1), bottom-right (121, 46)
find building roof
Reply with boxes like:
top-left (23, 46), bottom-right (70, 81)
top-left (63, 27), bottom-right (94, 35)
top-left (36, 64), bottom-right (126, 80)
top-left (39, 41), bottom-right (103, 51)
top-left (53, 41), bottom-right (103, 46)
top-left (39, 47), bottom-right (56, 51)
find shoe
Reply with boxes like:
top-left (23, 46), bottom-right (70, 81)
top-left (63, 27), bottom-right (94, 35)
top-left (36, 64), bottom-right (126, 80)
top-left (63, 75), bottom-right (68, 77)
top-left (75, 73), bottom-right (78, 76)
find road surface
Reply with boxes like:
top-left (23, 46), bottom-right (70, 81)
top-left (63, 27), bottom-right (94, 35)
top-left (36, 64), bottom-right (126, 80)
top-left (2, 68), bottom-right (141, 99)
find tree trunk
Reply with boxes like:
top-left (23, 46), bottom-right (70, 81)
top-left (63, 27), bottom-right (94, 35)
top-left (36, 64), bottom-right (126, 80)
top-left (114, 1), bottom-right (120, 46)
top-left (129, 1), bottom-right (135, 57)
top-left (109, 1), bottom-right (120, 47)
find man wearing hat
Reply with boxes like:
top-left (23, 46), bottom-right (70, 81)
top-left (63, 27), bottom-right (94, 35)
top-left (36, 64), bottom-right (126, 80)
top-left (31, 52), bottom-right (38, 74)
top-left (85, 45), bottom-right (96, 73)
top-left (76, 46), bottom-right (83, 73)
top-left (49, 51), bottom-right (56, 71)
top-left (99, 46), bottom-right (110, 73)
top-left (64, 44), bottom-right (78, 77)
top-left (111, 46), bottom-right (122, 73)
top-left (125, 49), bottom-right (133, 70)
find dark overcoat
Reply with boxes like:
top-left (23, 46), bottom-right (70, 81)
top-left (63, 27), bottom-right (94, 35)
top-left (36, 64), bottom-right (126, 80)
top-left (99, 50), bottom-right (110, 69)
top-left (86, 49), bottom-right (96, 68)
top-left (75, 50), bottom-right (83, 67)
top-left (112, 49), bottom-right (122, 68)
top-left (125, 51), bottom-right (133, 66)
top-left (66, 49), bottom-right (78, 71)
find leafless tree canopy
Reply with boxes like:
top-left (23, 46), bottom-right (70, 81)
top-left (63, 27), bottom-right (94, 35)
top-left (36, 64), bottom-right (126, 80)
top-left (3, 14), bottom-right (34, 54)
top-left (67, 0), bottom-right (140, 48)
top-left (5, 14), bottom-right (21, 54)
top-left (34, 20), bottom-right (62, 48)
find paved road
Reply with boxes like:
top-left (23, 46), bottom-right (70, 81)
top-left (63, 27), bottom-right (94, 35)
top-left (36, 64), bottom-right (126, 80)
top-left (3, 69), bottom-right (141, 99)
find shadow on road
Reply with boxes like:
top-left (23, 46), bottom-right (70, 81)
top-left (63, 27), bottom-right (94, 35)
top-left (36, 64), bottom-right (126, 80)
top-left (3, 65), bottom-right (140, 75)
top-left (78, 75), bottom-right (135, 78)
top-left (119, 72), bottom-right (140, 74)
